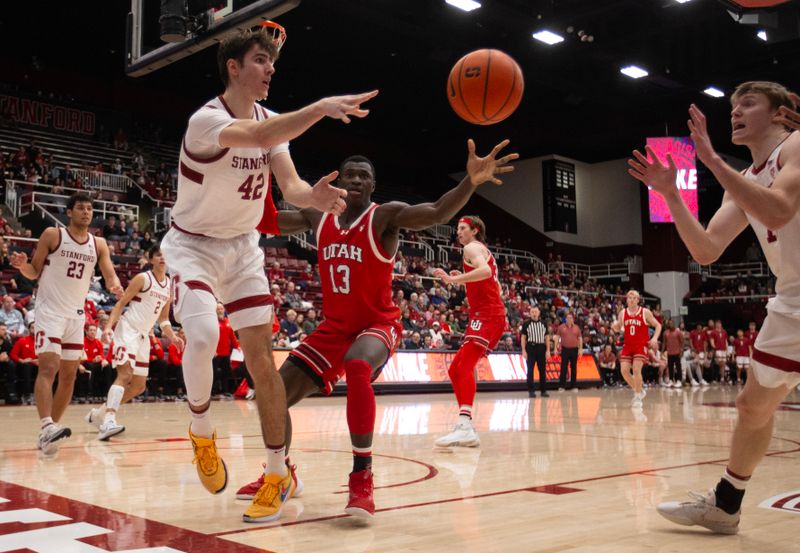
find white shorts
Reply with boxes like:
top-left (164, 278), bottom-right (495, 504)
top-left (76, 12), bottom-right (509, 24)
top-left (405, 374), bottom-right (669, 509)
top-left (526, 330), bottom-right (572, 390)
top-left (735, 356), bottom-right (750, 368)
top-left (111, 318), bottom-right (150, 376)
top-left (695, 351), bottom-right (706, 361)
top-left (161, 228), bottom-right (273, 331)
top-left (751, 309), bottom-right (800, 389)
top-left (33, 312), bottom-right (84, 360)
top-left (715, 350), bottom-right (727, 361)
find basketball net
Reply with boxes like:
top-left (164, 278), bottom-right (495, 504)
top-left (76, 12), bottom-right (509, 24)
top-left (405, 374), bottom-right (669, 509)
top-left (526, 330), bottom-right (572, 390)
top-left (258, 21), bottom-right (287, 51)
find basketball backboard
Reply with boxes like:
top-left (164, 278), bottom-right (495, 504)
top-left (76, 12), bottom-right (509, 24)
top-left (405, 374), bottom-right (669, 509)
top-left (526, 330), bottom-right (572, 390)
top-left (125, 0), bottom-right (300, 77)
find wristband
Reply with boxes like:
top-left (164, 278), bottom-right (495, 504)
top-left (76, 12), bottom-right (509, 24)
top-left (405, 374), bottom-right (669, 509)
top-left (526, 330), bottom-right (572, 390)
top-left (159, 320), bottom-right (172, 329)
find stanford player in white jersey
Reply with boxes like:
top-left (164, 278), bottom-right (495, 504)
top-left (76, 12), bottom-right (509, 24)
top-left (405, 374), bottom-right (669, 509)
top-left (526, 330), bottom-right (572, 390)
top-left (85, 245), bottom-right (182, 440)
top-left (629, 81), bottom-right (800, 534)
top-left (159, 22), bottom-right (377, 523)
top-left (10, 193), bottom-right (121, 454)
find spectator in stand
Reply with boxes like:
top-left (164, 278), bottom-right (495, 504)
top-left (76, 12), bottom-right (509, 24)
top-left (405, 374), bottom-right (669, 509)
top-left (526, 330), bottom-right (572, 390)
top-left (112, 158), bottom-right (123, 175)
top-left (283, 281), bottom-right (304, 311)
top-left (0, 296), bottom-right (25, 338)
top-left (0, 323), bottom-right (21, 404)
top-left (429, 321), bottom-right (446, 348)
top-left (214, 302), bottom-right (239, 397)
top-left (553, 312), bottom-right (582, 391)
top-left (400, 308), bottom-right (416, 336)
top-left (393, 251), bottom-right (407, 275)
top-left (114, 128), bottom-right (128, 151)
top-left (302, 308), bottom-right (319, 334)
top-left (270, 284), bottom-right (284, 309)
top-left (429, 281), bottom-right (450, 307)
top-left (84, 298), bottom-right (98, 326)
top-left (662, 320), bottom-right (684, 387)
top-left (404, 332), bottom-right (423, 350)
top-left (140, 231), bottom-right (155, 251)
top-left (733, 329), bottom-right (751, 385)
top-left (84, 323), bottom-right (111, 399)
top-left (496, 336), bottom-right (516, 352)
top-left (274, 331), bottom-right (290, 349)
top-left (102, 215), bottom-right (118, 239)
top-left (279, 309), bottom-right (300, 342)
top-left (267, 261), bottom-right (285, 285)
top-left (9, 322), bottom-right (36, 401)
top-left (597, 344), bottom-right (617, 387)
top-left (9, 271), bottom-right (35, 296)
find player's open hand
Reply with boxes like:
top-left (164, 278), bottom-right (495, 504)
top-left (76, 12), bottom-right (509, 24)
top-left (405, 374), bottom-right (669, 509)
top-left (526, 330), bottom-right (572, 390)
top-left (310, 170), bottom-right (347, 215)
top-left (9, 251), bottom-right (27, 268)
top-left (688, 104), bottom-right (718, 165)
top-left (774, 92), bottom-right (800, 131)
top-left (466, 139), bottom-right (518, 186)
top-left (172, 335), bottom-right (185, 352)
top-left (317, 90), bottom-right (379, 124)
top-left (432, 268), bottom-right (452, 283)
top-left (627, 145), bottom-right (678, 198)
top-left (109, 284), bottom-right (124, 300)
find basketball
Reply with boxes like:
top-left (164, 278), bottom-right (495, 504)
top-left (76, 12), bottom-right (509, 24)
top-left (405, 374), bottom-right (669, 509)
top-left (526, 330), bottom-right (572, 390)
top-left (447, 49), bottom-right (524, 125)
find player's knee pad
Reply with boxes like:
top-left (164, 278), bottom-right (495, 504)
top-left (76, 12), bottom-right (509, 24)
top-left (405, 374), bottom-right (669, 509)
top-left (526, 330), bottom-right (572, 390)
top-left (345, 359), bottom-right (375, 435)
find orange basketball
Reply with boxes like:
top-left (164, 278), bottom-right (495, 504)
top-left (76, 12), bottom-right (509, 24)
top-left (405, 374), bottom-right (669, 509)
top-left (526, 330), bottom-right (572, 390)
top-left (447, 49), bottom-right (524, 125)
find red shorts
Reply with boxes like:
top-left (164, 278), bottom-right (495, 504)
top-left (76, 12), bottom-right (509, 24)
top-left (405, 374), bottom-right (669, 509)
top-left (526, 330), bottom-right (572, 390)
top-left (463, 316), bottom-right (506, 351)
top-left (620, 343), bottom-right (649, 363)
top-left (289, 319), bottom-right (402, 394)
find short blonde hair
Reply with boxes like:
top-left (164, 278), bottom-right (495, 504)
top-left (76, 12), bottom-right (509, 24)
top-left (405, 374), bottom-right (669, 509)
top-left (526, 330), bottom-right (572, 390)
top-left (732, 81), bottom-right (795, 112)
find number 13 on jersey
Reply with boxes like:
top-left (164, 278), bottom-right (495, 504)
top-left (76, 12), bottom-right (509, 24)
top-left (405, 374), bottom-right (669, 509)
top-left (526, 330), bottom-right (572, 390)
top-left (329, 264), bottom-right (350, 294)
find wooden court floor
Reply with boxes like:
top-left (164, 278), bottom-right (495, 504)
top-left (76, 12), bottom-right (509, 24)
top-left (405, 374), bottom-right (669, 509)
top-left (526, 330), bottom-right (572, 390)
top-left (0, 385), bottom-right (799, 552)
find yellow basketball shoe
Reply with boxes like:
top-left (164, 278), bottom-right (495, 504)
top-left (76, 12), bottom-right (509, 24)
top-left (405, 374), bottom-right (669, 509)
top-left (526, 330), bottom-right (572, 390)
top-left (242, 471), bottom-right (295, 523)
top-left (189, 428), bottom-right (228, 494)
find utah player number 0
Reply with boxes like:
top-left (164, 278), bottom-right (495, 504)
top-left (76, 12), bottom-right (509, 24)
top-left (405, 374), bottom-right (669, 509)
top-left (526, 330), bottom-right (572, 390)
top-left (329, 264), bottom-right (350, 294)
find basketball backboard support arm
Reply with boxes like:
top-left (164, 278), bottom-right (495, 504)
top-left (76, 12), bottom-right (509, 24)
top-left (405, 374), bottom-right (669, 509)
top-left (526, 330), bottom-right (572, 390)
top-left (125, 0), bottom-right (300, 77)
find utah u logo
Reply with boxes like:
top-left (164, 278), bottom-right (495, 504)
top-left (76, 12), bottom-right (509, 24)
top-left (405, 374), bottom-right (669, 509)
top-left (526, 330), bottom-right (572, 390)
top-left (470, 320), bottom-right (482, 331)
top-left (465, 66), bottom-right (481, 78)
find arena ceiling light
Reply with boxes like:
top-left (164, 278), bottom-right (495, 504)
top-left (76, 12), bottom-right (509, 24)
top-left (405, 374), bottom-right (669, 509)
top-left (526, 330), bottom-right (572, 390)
top-left (703, 86), bottom-right (725, 98)
top-left (620, 65), bottom-right (648, 79)
top-left (674, 0), bottom-right (693, 4)
top-left (757, 30), bottom-right (768, 40)
top-left (532, 30), bottom-right (565, 45)
top-left (445, 0), bottom-right (481, 12)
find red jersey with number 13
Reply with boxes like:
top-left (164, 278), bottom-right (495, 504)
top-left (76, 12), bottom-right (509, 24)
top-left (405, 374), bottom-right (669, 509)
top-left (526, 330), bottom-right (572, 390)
top-left (316, 203), bottom-right (400, 333)
top-left (464, 243), bottom-right (506, 319)
top-left (623, 307), bottom-right (649, 347)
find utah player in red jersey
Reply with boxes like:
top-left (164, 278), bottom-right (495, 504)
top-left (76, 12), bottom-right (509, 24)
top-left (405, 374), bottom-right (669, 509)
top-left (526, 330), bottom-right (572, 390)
top-left (431, 215), bottom-right (507, 448)
top-left (611, 290), bottom-right (661, 408)
top-left (709, 320), bottom-right (730, 383)
top-left (235, 139), bottom-right (517, 518)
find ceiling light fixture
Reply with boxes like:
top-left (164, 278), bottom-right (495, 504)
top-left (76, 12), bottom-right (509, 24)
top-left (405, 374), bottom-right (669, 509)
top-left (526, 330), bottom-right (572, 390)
top-left (757, 30), bottom-right (768, 41)
top-left (532, 30), bottom-right (565, 45)
top-left (620, 65), bottom-right (648, 79)
top-left (703, 87), bottom-right (724, 98)
top-left (445, 0), bottom-right (481, 12)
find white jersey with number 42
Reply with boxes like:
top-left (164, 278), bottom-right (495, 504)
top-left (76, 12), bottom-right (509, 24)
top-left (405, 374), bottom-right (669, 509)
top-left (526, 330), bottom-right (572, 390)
top-left (122, 271), bottom-right (171, 334)
top-left (37, 227), bottom-right (97, 320)
top-left (742, 135), bottom-right (800, 313)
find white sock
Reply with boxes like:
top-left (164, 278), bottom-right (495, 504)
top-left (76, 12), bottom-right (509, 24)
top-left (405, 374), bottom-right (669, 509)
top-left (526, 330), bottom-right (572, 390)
top-left (40, 417), bottom-right (53, 429)
top-left (190, 408), bottom-right (213, 438)
top-left (722, 468), bottom-right (750, 491)
top-left (265, 446), bottom-right (288, 477)
top-left (105, 384), bottom-right (125, 420)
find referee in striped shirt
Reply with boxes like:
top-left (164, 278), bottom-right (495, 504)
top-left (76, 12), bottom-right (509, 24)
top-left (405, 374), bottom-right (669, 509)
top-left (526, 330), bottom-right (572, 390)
top-left (521, 306), bottom-right (550, 397)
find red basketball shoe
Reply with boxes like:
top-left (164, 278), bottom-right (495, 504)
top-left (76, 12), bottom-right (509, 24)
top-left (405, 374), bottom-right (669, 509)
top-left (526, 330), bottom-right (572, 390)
top-left (236, 461), bottom-right (303, 500)
top-left (345, 469), bottom-right (375, 518)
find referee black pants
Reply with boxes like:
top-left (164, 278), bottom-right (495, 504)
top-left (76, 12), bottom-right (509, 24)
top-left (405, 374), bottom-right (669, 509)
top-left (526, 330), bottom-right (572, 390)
top-left (559, 347), bottom-right (579, 389)
top-left (525, 344), bottom-right (547, 393)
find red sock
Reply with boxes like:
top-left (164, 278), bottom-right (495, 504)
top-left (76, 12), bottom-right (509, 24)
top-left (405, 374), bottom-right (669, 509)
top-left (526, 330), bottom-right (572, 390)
top-left (345, 359), bottom-right (375, 435)
top-left (447, 341), bottom-right (484, 408)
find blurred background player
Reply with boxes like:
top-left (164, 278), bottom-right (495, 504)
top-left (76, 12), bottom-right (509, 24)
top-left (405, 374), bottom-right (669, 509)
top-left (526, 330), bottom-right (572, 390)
top-left (432, 215), bottom-right (507, 448)
top-left (85, 245), bottom-right (182, 440)
top-left (10, 192), bottom-right (122, 453)
top-left (236, 139), bottom-right (517, 518)
top-left (611, 290), bottom-right (661, 407)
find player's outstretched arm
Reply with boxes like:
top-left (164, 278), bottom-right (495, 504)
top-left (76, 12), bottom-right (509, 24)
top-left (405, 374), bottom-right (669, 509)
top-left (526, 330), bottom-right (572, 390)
top-left (689, 104), bottom-right (800, 230)
top-left (102, 273), bottom-right (145, 343)
top-left (432, 242), bottom-right (492, 285)
top-left (219, 91), bottom-right (379, 150)
top-left (379, 139), bottom-right (518, 232)
top-left (10, 227), bottom-right (58, 280)
top-left (96, 237), bottom-right (123, 298)
top-left (276, 208), bottom-right (320, 236)
top-left (628, 145), bottom-right (748, 264)
top-left (271, 153), bottom-right (347, 215)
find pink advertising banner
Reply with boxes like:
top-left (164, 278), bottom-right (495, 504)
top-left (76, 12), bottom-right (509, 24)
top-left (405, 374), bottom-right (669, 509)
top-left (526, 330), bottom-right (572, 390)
top-left (646, 136), bottom-right (698, 223)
